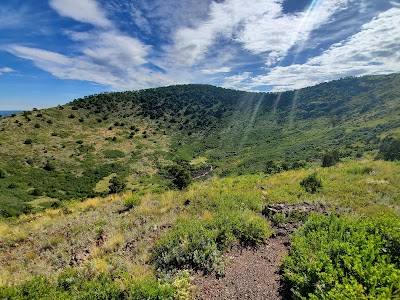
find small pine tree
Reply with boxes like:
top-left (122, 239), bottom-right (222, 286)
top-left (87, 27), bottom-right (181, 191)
top-left (300, 172), bottom-right (322, 193)
top-left (378, 137), bottom-right (400, 161)
top-left (0, 169), bottom-right (7, 179)
top-left (322, 150), bottom-right (340, 167)
top-left (109, 177), bottom-right (126, 194)
top-left (43, 161), bottom-right (55, 171)
top-left (166, 163), bottom-right (192, 190)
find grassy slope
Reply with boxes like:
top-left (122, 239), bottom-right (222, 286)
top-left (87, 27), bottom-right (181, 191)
top-left (0, 158), bottom-right (398, 293)
top-left (0, 74), bottom-right (399, 218)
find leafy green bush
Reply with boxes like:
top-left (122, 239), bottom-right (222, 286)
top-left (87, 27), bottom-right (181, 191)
top-left (151, 210), bottom-right (273, 276)
top-left (0, 271), bottom-right (176, 300)
top-left (124, 194), bottom-right (142, 208)
top-left (378, 137), bottom-right (400, 161)
top-left (104, 149), bottom-right (126, 159)
top-left (0, 168), bottom-right (7, 179)
top-left (109, 176), bottom-right (126, 194)
top-left (43, 161), bottom-right (56, 171)
top-left (300, 172), bottom-right (322, 193)
top-left (282, 214), bottom-right (400, 299)
top-left (164, 164), bottom-right (192, 190)
top-left (322, 150), bottom-right (340, 167)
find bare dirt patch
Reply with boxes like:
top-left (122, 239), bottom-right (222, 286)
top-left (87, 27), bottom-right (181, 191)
top-left (194, 202), bottom-right (328, 299)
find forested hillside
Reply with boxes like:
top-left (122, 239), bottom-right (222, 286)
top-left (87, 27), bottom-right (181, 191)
top-left (0, 74), bottom-right (399, 217)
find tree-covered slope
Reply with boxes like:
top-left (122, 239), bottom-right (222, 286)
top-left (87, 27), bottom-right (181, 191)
top-left (0, 74), bottom-right (399, 217)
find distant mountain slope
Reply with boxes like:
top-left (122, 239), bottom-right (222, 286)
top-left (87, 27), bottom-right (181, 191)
top-left (0, 74), bottom-right (399, 217)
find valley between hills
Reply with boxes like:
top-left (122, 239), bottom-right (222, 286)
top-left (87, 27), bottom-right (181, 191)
top-left (0, 74), bottom-right (399, 299)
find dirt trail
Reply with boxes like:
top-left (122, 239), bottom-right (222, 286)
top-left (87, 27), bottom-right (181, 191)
top-left (194, 202), bottom-right (328, 299)
top-left (194, 235), bottom-right (289, 300)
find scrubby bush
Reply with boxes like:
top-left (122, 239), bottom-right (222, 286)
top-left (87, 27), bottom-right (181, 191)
top-left (0, 168), bottom-right (7, 179)
top-left (43, 161), bottom-right (56, 171)
top-left (124, 194), bottom-right (142, 208)
top-left (109, 176), bottom-right (126, 194)
top-left (104, 149), bottom-right (126, 159)
top-left (282, 214), bottom-right (400, 299)
top-left (0, 272), bottom-right (177, 300)
top-left (30, 188), bottom-right (44, 196)
top-left (151, 210), bottom-right (273, 276)
top-left (378, 137), bottom-right (400, 161)
top-left (165, 164), bottom-right (192, 190)
top-left (300, 172), bottom-right (322, 193)
top-left (322, 150), bottom-right (340, 167)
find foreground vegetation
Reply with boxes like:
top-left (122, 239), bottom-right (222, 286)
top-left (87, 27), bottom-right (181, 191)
top-left (283, 214), bottom-right (400, 299)
top-left (0, 157), bottom-right (399, 298)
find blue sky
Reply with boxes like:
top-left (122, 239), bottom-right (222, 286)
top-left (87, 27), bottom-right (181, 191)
top-left (1, 0), bottom-right (399, 110)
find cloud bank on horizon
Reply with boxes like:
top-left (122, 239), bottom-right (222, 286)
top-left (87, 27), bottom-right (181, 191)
top-left (1, 0), bottom-right (400, 108)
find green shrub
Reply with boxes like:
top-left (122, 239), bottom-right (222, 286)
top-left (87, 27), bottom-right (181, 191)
top-left (30, 188), bottom-right (44, 196)
top-left (104, 149), bottom-right (126, 159)
top-left (300, 172), bottom-right (322, 193)
top-left (165, 164), bottom-right (192, 190)
top-left (24, 139), bottom-right (33, 145)
top-left (322, 150), bottom-right (340, 167)
top-left (43, 161), bottom-right (56, 171)
top-left (124, 194), bottom-right (142, 208)
top-left (151, 211), bottom-right (273, 276)
top-left (282, 214), bottom-right (400, 299)
top-left (109, 176), bottom-right (126, 194)
top-left (0, 271), bottom-right (176, 300)
top-left (0, 168), bottom-right (7, 179)
top-left (378, 137), bottom-right (400, 161)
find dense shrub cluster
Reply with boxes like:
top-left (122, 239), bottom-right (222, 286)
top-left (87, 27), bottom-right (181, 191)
top-left (282, 214), bottom-right (400, 299)
top-left (151, 210), bottom-right (273, 277)
top-left (378, 137), bottom-right (400, 161)
top-left (0, 271), bottom-right (177, 300)
top-left (103, 149), bottom-right (126, 159)
top-left (321, 150), bottom-right (340, 167)
top-left (300, 172), bottom-right (322, 193)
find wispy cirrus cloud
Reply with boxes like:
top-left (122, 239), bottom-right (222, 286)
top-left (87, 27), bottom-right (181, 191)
top-left (49, 0), bottom-right (112, 28)
top-left (248, 7), bottom-right (400, 91)
top-left (0, 67), bottom-right (14, 75)
top-left (7, 0), bottom-right (167, 90)
top-left (7, 45), bottom-right (172, 90)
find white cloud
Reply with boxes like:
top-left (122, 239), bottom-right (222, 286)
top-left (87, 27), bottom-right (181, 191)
top-left (49, 0), bottom-right (112, 28)
top-left (0, 5), bottom-right (28, 29)
top-left (81, 31), bottom-right (149, 69)
top-left (7, 45), bottom-right (173, 90)
top-left (201, 67), bottom-right (231, 75)
top-left (0, 67), bottom-right (14, 75)
top-left (169, 0), bottom-right (281, 67)
top-left (236, 0), bottom-right (353, 65)
top-left (249, 8), bottom-right (400, 91)
top-left (166, 0), bottom-right (356, 68)
top-left (223, 72), bottom-right (252, 89)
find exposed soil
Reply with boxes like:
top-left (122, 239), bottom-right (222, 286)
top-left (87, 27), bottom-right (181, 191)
top-left (194, 202), bottom-right (328, 300)
top-left (194, 235), bottom-right (289, 300)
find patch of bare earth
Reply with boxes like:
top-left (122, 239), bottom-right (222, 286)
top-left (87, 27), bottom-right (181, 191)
top-left (194, 202), bottom-right (328, 300)
top-left (194, 235), bottom-right (289, 300)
